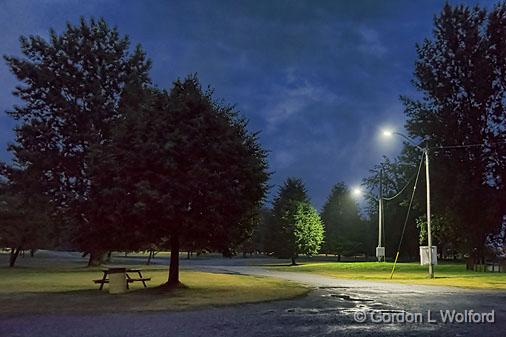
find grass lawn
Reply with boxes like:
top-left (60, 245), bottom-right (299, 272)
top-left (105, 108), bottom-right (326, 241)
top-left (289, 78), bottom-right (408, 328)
top-left (0, 261), bottom-right (307, 316)
top-left (268, 261), bottom-right (506, 290)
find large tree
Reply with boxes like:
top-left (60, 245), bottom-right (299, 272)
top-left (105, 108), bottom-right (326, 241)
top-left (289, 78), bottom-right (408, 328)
top-left (402, 3), bottom-right (506, 260)
top-left (89, 75), bottom-right (269, 286)
top-left (3, 17), bottom-right (151, 265)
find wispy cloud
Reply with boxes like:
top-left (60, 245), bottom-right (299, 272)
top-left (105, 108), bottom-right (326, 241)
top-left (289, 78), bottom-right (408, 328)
top-left (272, 150), bottom-right (296, 169)
top-left (357, 26), bottom-right (387, 57)
top-left (262, 71), bottom-right (341, 132)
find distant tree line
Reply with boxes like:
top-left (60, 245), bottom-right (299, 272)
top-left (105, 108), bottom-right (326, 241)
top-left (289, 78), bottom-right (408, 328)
top-left (245, 177), bottom-right (371, 264)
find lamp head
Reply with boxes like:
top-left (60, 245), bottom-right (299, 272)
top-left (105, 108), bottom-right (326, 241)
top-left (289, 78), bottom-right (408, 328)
top-left (351, 187), bottom-right (362, 198)
top-left (382, 129), bottom-right (394, 137)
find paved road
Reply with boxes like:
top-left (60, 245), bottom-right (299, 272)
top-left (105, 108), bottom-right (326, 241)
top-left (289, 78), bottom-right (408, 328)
top-left (2, 262), bottom-right (505, 337)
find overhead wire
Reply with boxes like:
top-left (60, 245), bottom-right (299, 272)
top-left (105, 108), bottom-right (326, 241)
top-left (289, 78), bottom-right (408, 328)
top-left (383, 168), bottom-right (417, 201)
top-left (429, 140), bottom-right (506, 151)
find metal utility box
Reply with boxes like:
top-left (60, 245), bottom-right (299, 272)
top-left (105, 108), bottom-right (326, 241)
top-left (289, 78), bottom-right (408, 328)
top-left (376, 246), bottom-right (385, 259)
top-left (108, 267), bottom-right (127, 294)
top-left (419, 246), bottom-right (437, 265)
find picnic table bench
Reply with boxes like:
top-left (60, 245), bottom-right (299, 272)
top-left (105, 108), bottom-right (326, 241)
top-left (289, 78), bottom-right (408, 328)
top-left (93, 267), bottom-right (151, 290)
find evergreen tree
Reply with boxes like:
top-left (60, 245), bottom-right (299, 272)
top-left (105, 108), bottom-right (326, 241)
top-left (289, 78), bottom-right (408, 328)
top-left (266, 177), bottom-right (309, 256)
top-left (268, 178), bottom-right (323, 264)
top-left (321, 182), bottom-right (366, 260)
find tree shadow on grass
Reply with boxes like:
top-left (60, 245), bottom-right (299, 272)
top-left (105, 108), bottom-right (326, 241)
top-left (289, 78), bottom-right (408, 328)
top-left (0, 285), bottom-right (198, 317)
top-left (252, 263), bottom-right (306, 267)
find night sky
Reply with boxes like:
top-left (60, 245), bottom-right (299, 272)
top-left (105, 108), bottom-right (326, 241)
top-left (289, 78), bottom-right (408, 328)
top-left (0, 0), bottom-right (497, 209)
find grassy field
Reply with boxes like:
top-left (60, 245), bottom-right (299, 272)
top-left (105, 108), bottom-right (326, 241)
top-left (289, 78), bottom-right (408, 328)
top-left (0, 256), bottom-right (307, 315)
top-left (269, 261), bottom-right (506, 290)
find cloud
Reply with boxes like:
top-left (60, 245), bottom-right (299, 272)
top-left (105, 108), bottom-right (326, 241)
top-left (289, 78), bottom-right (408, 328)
top-left (357, 26), bottom-right (387, 57)
top-left (262, 72), bottom-right (341, 132)
top-left (272, 150), bottom-right (296, 169)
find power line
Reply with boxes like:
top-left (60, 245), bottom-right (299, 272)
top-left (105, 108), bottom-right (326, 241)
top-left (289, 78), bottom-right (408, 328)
top-left (383, 172), bottom-right (416, 201)
top-left (383, 161), bottom-right (421, 201)
top-left (430, 140), bottom-right (506, 151)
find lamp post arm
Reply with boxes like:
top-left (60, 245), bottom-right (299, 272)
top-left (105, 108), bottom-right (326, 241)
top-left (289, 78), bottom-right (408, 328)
top-left (393, 132), bottom-right (424, 151)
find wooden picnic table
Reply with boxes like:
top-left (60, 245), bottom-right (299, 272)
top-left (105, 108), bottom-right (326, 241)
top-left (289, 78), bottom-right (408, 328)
top-left (94, 267), bottom-right (151, 290)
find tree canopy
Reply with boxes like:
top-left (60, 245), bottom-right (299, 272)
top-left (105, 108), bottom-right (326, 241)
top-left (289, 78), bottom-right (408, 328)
top-left (2, 17), bottom-right (152, 265)
top-left (402, 3), bottom-right (506, 259)
top-left (291, 202), bottom-right (324, 260)
top-left (89, 75), bottom-right (269, 285)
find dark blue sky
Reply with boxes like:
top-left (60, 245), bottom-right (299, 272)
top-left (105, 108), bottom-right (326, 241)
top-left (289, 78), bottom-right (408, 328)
top-left (0, 0), bottom-right (497, 208)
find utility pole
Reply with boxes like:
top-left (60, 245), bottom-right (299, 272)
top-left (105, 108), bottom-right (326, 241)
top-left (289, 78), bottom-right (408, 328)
top-left (381, 129), bottom-right (435, 277)
top-left (378, 198), bottom-right (382, 261)
top-left (425, 147), bottom-right (434, 278)
top-left (377, 167), bottom-right (384, 262)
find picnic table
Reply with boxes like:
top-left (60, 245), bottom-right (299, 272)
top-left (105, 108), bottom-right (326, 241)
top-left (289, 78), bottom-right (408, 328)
top-left (93, 267), bottom-right (151, 290)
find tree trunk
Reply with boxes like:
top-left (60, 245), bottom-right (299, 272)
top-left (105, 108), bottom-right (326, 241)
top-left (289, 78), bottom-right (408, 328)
top-left (147, 250), bottom-right (154, 265)
top-left (337, 254), bottom-right (341, 262)
top-left (291, 256), bottom-right (296, 265)
top-left (9, 247), bottom-right (21, 267)
top-left (87, 251), bottom-right (104, 267)
top-left (167, 234), bottom-right (180, 286)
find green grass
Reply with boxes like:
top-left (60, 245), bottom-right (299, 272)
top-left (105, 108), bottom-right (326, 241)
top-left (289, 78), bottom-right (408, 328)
top-left (268, 261), bottom-right (506, 290)
top-left (0, 263), bottom-right (308, 316)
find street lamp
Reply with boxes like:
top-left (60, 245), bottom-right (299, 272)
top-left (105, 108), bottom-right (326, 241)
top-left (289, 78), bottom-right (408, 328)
top-left (382, 129), bottom-right (393, 137)
top-left (351, 186), bottom-right (363, 198)
top-left (381, 129), bottom-right (435, 279)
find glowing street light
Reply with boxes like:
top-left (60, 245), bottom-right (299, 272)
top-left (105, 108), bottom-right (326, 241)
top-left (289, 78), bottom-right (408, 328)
top-left (381, 129), bottom-right (394, 137)
top-left (351, 186), bottom-right (362, 198)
